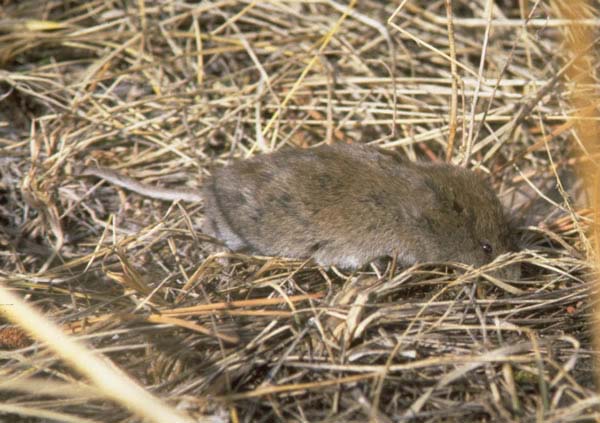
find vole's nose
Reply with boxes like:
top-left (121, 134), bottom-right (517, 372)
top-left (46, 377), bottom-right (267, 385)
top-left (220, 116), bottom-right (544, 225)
top-left (489, 262), bottom-right (521, 281)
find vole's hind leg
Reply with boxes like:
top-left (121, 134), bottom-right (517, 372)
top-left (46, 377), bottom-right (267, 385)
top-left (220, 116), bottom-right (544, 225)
top-left (200, 217), bottom-right (254, 267)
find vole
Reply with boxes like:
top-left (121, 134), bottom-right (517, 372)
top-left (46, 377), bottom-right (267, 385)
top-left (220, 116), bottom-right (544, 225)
top-left (82, 143), bottom-right (519, 277)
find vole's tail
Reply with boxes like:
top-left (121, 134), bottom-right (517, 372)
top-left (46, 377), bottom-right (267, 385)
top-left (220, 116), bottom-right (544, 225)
top-left (81, 167), bottom-right (203, 203)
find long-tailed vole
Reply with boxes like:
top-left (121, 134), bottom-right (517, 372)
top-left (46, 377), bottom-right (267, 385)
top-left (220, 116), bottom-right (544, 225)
top-left (83, 143), bottom-right (519, 276)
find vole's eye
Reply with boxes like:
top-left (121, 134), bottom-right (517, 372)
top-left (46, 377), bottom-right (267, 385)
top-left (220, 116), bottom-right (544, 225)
top-left (481, 242), bottom-right (493, 255)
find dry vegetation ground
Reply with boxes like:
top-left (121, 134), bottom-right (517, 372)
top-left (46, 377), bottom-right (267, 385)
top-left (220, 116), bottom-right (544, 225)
top-left (0, 1), bottom-right (599, 422)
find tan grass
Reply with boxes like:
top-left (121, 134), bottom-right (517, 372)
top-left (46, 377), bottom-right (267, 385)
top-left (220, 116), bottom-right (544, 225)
top-left (0, 0), bottom-right (598, 421)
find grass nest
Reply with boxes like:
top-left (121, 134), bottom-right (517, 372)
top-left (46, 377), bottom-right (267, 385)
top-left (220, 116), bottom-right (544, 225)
top-left (0, 1), bottom-right (598, 422)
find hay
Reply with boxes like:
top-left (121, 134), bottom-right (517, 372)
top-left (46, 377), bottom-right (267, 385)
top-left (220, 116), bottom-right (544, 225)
top-left (0, 1), bottom-right (598, 421)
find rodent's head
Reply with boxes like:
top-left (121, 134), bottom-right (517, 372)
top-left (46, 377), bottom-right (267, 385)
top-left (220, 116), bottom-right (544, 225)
top-left (419, 165), bottom-right (520, 278)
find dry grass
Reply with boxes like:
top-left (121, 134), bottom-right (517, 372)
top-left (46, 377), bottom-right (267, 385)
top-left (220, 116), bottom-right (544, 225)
top-left (0, 1), bottom-right (598, 422)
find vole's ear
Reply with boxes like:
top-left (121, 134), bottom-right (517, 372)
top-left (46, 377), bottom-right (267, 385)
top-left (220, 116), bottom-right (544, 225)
top-left (450, 197), bottom-right (465, 215)
top-left (424, 178), bottom-right (467, 217)
top-left (419, 204), bottom-right (462, 236)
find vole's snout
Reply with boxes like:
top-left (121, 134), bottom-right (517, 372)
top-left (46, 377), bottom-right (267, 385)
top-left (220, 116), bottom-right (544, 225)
top-left (493, 262), bottom-right (522, 281)
top-left (482, 252), bottom-right (522, 280)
